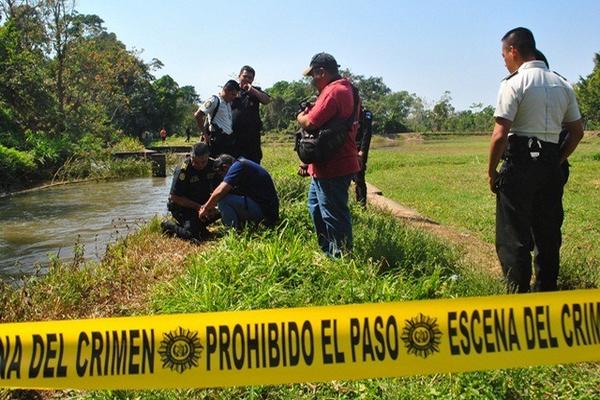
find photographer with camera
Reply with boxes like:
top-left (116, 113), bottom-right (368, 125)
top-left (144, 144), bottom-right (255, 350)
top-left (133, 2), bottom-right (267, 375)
top-left (296, 53), bottom-right (361, 258)
top-left (194, 80), bottom-right (240, 157)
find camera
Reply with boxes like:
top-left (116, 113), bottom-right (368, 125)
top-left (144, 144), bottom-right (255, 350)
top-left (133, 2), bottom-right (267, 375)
top-left (297, 100), bottom-right (311, 115)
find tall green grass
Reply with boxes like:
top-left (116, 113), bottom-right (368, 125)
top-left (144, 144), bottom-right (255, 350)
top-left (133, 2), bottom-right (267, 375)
top-left (94, 145), bottom-right (592, 400)
top-left (368, 134), bottom-right (600, 289)
top-left (3, 143), bottom-right (598, 399)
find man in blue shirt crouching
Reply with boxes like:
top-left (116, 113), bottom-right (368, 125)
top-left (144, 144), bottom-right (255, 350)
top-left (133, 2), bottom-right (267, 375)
top-left (198, 154), bottom-right (279, 229)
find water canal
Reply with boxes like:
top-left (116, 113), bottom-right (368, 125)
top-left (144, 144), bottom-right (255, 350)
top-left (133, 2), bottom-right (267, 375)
top-left (0, 177), bottom-right (172, 276)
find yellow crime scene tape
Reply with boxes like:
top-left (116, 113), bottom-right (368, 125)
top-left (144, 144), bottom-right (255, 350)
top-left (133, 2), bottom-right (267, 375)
top-left (0, 289), bottom-right (599, 390)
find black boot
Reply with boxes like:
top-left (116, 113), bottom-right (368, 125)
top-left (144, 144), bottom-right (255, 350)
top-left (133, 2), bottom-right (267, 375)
top-left (162, 220), bottom-right (201, 244)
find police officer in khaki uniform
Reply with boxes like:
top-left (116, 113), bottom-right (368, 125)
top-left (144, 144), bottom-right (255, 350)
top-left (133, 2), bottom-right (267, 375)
top-left (488, 27), bottom-right (584, 292)
top-left (162, 142), bottom-right (220, 242)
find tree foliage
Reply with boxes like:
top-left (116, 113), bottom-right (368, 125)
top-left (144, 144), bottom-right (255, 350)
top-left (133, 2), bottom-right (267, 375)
top-left (575, 52), bottom-right (600, 129)
top-left (261, 79), bottom-right (314, 133)
top-left (0, 0), bottom-right (199, 188)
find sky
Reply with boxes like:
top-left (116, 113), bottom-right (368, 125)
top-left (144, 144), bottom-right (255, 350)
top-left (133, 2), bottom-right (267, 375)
top-left (77, 0), bottom-right (600, 110)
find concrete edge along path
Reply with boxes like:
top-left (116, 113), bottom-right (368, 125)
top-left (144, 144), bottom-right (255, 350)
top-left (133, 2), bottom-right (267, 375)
top-left (365, 182), bottom-right (503, 278)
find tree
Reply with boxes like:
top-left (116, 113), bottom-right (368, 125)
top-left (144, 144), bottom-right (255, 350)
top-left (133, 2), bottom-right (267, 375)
top-left (262, 80), bottom-right (313, 132)
top-left (370, 91), bottom-right (416, 134)
top-left (341, 69), bottom-right (391, 105)
top-left (43, 0), bottom-right (76, 134)
top-left (152, 75), bottom-right (181, 133)
top-left (0, 15), bottom-right (55, 146)
top-left (575, 52), bottom-right (600, 129)
top-left (431, 91), bottom-right (455, 131)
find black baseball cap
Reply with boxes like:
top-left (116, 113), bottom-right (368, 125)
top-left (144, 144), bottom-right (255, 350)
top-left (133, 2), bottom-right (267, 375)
top-left (213, 154), bottom-right (236, 170)
top-left (303, 52), bottom-right (340, 76)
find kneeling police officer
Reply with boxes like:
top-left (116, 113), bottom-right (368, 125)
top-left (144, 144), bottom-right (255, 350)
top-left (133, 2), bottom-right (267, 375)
top-left (162, 142), bottom-right (220, 242)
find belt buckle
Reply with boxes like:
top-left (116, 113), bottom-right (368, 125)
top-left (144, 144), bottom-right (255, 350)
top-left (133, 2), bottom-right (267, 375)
top-left (528, 137), bottom-right (541, 160)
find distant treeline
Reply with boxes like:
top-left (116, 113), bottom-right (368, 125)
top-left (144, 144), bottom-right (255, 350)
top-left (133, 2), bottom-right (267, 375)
top-left (261, 73), bottom-right (496, 136)
top-left (261, 56), bottom-right (600, 136)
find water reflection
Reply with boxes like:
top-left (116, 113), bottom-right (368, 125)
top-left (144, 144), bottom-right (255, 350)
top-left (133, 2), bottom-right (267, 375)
top-left (0, 177), bottom-right (171, 276)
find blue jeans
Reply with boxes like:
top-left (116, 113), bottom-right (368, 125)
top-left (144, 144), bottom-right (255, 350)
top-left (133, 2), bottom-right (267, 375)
top-left (218, 194), bottom-right (264, 229)
top-left (307, 175), bottom-right (353, 257)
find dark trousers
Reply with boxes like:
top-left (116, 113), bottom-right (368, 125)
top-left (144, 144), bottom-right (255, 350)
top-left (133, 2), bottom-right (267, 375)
top-left (238, 146), bottom-right (262, 164)
top-left (495, 138), bottom-right (564, 293)
top-left (354, 163), bottom-right (367, 208)
top-left (236, 133), bottom-right (262, 164)
top-left (209, 133), bottom-right (236, 157)
top-left (169, 206), bottom-right (207, 240)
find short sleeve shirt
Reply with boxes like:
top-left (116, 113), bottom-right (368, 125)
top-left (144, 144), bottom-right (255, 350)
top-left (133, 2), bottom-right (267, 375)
top-left (494, 61), bottom-right (581, 143)
top-left (223, 158), bottom-right (279, 225)
top-left (169, 158), bottom-right (219, 205)
top-left (197, 95), bottom-right (234, 134)
top-left (305, 78), bottom-right (361, 179)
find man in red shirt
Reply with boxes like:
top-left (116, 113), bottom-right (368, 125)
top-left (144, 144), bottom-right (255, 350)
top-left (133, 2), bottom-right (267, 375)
top-left (297, 53), bottom-right (361, 257)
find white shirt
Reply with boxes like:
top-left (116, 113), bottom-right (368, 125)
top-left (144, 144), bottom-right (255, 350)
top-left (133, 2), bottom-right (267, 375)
top-left (198, 95), bottom-right (233, 134)
top-left (494, 60), bottom-right (581, 143)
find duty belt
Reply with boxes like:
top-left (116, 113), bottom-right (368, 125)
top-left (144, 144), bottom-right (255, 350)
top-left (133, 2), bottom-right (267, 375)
top-left (504, 135), bottom-right (560, 163)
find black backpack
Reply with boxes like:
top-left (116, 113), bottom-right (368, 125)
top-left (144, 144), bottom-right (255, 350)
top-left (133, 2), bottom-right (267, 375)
top-left (295, 84), bottom-right (360, 164)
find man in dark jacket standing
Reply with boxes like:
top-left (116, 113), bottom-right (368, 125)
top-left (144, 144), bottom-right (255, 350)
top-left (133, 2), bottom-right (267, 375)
top-left (232, 66), bottom-right (271, 163)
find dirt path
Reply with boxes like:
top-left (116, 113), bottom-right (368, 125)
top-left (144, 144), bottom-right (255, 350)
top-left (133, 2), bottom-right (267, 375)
top-left (366, 182), bottom-right (503, 278)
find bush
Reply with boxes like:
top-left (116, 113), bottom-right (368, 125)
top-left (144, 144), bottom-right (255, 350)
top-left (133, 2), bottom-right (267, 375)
top-left (73, 133), bottom-right (105, 156)
top-left (25, 130), bottom-right (70, 165)
top-left (53, 155), bottom-right (153, 181)
top-left (0, 144), bottom-right (36, 189)
top-left (111, 136), bottom-right (146, 152)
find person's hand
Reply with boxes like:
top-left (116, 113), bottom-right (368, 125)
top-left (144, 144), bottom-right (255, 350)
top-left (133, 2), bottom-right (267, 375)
top-left (297, 163), bottom-right (309, 177)
top-left (358, 150), bottom-right (364, 168)
top-left (488, 170), bottom-right (498, 194)
top-left (199, 205), bottom-right (219, 221)
top-left (241, 82), bottom-right (252, 91)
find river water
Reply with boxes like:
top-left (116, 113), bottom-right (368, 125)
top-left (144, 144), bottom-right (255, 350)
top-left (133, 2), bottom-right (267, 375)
top-left (0, 177), bottom-right (172, 276)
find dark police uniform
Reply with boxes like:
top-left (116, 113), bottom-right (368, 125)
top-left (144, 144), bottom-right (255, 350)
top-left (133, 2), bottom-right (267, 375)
top-left (354, 108), bottom-right (373, 207)
top-left (494, 60), bottom-right (581, 292)
top-left (167, 158), bottom-right (219, 239)
top-left (232, 87), bottom-right (266, 163)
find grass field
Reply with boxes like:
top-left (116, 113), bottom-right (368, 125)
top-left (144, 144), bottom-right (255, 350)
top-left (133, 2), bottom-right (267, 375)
top-left (368, 133), bottom-right (600, 289)
top-left (1, 140), bottom-right (599, 399)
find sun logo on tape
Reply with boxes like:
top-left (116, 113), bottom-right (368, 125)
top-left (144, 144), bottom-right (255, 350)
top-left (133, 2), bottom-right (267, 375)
top-left (401, 314), bottom-right (442, 358)
top-left (158, 327), bottom-right (203, 373)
